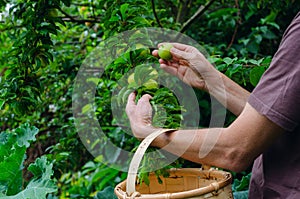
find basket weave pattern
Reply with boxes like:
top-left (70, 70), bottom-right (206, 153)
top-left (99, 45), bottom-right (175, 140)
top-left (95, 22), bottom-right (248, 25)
top-left (115, 168), bottom-right (233, 199)
top-left (114, 129), bottom-right (234, 199)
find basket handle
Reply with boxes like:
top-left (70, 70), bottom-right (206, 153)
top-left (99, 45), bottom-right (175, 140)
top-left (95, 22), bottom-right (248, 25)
top-left (126, 128), bottom-right (175, 196)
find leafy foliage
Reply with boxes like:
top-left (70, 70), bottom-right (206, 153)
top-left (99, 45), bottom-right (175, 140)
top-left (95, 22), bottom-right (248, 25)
top-left (56, 157), bottom-right (125, 198)
top-left (1, 0), bottom-right (299, 198)
top-left (232, 172), bottom-right (252, 199)
top-left (0, 124), bottom-right (56, 198)
top-left (94, 186), bottom-right (117, 199)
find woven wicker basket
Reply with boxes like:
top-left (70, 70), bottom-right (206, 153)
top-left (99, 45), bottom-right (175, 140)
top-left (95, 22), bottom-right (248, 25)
top-left (114, 129), bottom-right (233, 199)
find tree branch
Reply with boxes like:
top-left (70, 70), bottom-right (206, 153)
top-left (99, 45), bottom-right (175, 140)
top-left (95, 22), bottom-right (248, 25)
top-left (226, 0), bottom-right (242, 50)
top-left (179, 0), bottom-right (216, 33)
top-left (61, 17), bottom-right (100, 24)
top-left (176, 0), bottom-right (191, 24)
top-left (58, 7), bottom-right (100, 24)
top-left (151, 0), bottom-right (162, 28)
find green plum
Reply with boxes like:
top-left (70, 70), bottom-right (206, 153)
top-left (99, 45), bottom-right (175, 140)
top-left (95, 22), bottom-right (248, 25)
top-left (158, 43), bottom-right (173, 60)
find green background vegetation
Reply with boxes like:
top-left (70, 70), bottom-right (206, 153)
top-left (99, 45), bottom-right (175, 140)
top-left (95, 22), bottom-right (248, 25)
top-left (0, 0), bottom-right (299, 198)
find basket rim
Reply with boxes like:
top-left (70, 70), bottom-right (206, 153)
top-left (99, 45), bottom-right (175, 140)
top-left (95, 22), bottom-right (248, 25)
top-left (114, 168), bottom-right (232, 199)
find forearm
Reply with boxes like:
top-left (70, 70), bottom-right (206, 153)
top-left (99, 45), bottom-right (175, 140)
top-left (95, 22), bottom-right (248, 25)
top-left (151, 128), bottom-right (243, 171)
top-left (149, 103), bottom-right (283, 172)
top-left (203, 70), bottom-right (250, 116)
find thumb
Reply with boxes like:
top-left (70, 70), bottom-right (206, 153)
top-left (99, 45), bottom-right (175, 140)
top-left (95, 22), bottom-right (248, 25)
top-left (126, 92), bottom-right (137, 115)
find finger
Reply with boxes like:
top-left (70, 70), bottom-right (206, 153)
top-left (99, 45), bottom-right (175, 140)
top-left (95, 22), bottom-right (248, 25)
top-left (158, 42), bottom-right (191, 51)
top-left (137, 94), bottom-right (153, 118)
top-left (159, 58), bottom-right (168, 65)
top-left (160, 64), bottom-right (179, 77)
top-left (126, 92), bottom-right (136, 114)
top-left (128, 92), bottom-right (136, 103)
top-left (170, 43), bottom-right (191, 51)
top-left (152, 49), bottom-right (159, 57)
top-left (170, 47), bottom-right (190, 61)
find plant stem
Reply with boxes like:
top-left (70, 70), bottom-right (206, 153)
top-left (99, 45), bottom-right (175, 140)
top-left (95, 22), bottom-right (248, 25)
top-left (179, 0), bottom-right (216, 33)
top-left (151, 0), bottom-right (162, 28)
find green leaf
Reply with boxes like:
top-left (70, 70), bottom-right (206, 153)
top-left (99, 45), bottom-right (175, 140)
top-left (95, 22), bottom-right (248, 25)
top-left (109, 16), bottom-right (120, 22)
top-left (0, 124), bottom-right (39, 196)
top-left (0, 157), bottom-right (57, 199)
top-left (120, 3), bottom-right (129, 20)
top-left (247, 41), bottom-right (259, 54)
top-left (260, 10), bottom-right (278, 24)
top-left (94, 186), bottom-right (117, 199)
top-left (232, 173), bottom-right (251, 192)
top-left (208, 8), bottom-right (239, 18)
top-left (263, 29), bottom-right (277, 39)
top-left (226, 64), bottom-right (242, 77)
top-left (14, 123), bottom-right (38, 148)
top-left (250, 67), bottom-right (265, 86)
top-left (0, 147), bottom-right (25, 195)
top-left (0, 100), bottom-right (4, 110)
top-left (223, 57), bottom-right (237, 65)
top-left (233, 190), bottom-right (249, 199)
top-left (98, 169), bottom-right (119, 190)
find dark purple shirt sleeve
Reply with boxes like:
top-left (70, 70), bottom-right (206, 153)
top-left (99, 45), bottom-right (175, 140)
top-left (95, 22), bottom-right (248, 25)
top-left (248, 13), bottom-right (300, 132)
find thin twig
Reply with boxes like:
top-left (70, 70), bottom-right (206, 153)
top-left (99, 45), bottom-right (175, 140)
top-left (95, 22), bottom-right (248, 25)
top-left (176, 0), bottom-right (191, 24)
top-left (179, 0), bottom-right (216, 33)
top-left (61, 17), bottom-right (100, 24)
top-left (58, 7), bottom-right (99, 24)
top-left (151, 0), bottom-right (162, 28)
top-left (226, 25), bottom-right (238, 50)
top-left (59, 8), bottom-right (99, 23)
top-left (226, 0), bottom-right (242, 50)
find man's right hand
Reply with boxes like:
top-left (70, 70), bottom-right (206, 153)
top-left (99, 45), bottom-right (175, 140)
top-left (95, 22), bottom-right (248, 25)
top-left (153, 42), bottom-right (250, 116)
top-left (152, 42), bottom-right (218, 92)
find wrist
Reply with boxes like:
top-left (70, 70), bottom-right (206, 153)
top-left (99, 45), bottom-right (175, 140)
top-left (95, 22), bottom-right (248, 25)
top-left (199, 67), bottom-right (223, 93)
top-left (132, 125), bottom-right (161, 139)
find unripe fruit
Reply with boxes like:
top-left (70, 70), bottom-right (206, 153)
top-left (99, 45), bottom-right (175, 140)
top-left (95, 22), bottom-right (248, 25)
top-left (127, 73), bottom-right (135, 84)
top-left (143, 79), bottom-right (158, 89)
top-left (149, 69), bottom-right (158, 79)
top-left (158, 43), bottom-right (173, 60)
top-left (135, 43), bottom-right (150, 56)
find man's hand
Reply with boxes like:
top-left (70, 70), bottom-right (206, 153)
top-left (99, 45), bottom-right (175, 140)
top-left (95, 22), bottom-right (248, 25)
top-left (152, 43), bottom-right (217, 91)
top-left (153, 42), bottom-right (250, 116)
top-left (125, 92), bottom-right (158, 139)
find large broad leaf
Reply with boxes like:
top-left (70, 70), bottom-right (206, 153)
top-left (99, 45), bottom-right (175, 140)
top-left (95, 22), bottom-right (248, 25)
top-left (0, 147), bottom-right (25, 195)
top-left (0, 156), bottom-right (57, 199)
top-left (0, 124), bottom-right (39, 195)
top-left (233, 190), bottom-right (249, 199)
top-left (94, 186), bottom-right (117, 199)
top-left (0, 124), bottom-right (56, 198)
top-left (0, 123), bottom-right (38, 160)
top-left (14, 123), bottom-right (38, 148)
